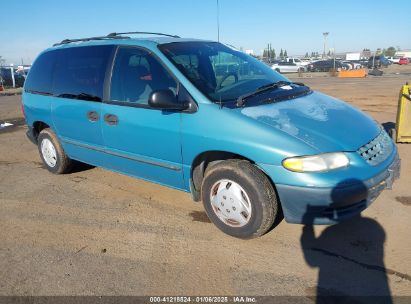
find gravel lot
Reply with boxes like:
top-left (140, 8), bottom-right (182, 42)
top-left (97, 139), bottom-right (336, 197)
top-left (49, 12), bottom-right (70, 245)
top-left (0, 65), bottom-right (410, 299)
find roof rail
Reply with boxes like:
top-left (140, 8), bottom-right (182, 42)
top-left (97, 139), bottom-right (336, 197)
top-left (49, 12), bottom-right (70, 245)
top-left (53, 35), bottom-right (130, 47)
top-left (107, 31), bottom-right (180, 39)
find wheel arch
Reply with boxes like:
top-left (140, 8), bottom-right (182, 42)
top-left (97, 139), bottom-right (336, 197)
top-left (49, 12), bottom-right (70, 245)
top-left (190, 150), bottom-right (258, 201)
top-left (31, 121), bottom-right (51, 142)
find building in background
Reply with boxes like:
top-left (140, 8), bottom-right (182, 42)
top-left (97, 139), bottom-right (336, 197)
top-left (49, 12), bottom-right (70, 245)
top-left (396, 50), bottom-right (411, 58)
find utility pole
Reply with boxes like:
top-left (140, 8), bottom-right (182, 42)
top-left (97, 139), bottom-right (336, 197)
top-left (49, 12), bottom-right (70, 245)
top-left (323, 32), bottom-right (329, 58)
top-left (216, 0), bottom-right (220, 42)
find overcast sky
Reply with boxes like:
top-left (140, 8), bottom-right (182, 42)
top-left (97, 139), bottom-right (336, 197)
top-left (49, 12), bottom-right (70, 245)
top-left (1, 0), bottom-right (410, 64)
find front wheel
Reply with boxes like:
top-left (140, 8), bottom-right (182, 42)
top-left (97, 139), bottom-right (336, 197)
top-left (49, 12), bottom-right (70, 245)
top-left (38, 128), bottom-right (73, 174)
top-left (201, 160), bottom-right (279, 239)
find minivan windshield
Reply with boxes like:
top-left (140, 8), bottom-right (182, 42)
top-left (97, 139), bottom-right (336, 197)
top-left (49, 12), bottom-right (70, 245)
top-left (159, 41), bottom-right (290, 103)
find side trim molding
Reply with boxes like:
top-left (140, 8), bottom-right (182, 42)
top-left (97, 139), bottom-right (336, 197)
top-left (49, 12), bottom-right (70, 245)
top-left (61, 138), bottom-right (181, 171)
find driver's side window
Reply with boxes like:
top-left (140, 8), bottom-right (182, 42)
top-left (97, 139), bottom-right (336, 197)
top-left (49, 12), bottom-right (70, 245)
top-left (110, 47), bottom-right (177, 105)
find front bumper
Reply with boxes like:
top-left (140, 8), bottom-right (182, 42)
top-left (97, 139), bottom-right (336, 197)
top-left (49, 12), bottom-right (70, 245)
top-left (275, 153), bottom-right (401, 224)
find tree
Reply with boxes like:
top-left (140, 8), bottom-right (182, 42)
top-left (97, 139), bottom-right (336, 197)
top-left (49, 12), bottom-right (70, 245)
top-left (327, 50), bottom-right (331, 56)
top-left (305, 52), bottom-right (309, 58)
top-left (0, 56), bottom-right (5, 67)
top-left (284, 49), bottom-right (288, 58)
top-left (385, 46), bottom-right (396, 57)
top-left (279, 49), bottom-right (283, 59)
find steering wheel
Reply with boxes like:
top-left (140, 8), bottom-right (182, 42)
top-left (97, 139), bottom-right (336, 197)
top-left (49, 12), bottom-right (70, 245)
top-left (217, 72), bottom-right (238, 90)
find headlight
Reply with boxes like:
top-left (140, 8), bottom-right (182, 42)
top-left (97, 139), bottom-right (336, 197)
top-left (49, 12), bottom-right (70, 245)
top-left (282, 153), bottom-right (349, 172)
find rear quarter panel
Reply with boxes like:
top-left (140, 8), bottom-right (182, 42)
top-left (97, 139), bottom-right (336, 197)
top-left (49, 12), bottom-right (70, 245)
top-left (23, 92), bottom-right (54, 132)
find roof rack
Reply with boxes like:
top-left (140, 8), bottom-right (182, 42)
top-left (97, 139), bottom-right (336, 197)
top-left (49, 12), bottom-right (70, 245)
top-left (53, 35), bottom-right (130, 47)
top-left (53, 31), bottom-right (180, 47)
top-left (107, 31), bottom-right (180, 39)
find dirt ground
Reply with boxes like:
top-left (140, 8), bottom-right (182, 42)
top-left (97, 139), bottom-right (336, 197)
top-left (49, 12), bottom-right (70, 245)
top-left (0, 64), bottom-right (410, 299)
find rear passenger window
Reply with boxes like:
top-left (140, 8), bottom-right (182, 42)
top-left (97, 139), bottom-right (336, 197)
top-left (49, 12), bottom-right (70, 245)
top-left (110, 47), bottom-right (177, 105)
top-left (24, 51), bottom-right (57, 95)
top-left (53, 45), bottom-right (113, 101)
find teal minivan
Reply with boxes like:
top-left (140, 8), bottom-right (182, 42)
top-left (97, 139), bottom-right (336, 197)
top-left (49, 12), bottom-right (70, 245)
top-left (23, 32), bottom-right (400, 238)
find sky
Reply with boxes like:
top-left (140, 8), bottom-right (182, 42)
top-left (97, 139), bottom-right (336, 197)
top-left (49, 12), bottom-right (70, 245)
top-left (1, 0), bottom-right (411, 64)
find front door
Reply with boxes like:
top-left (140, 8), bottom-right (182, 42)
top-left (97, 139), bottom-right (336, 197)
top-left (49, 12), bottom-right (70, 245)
top-left (102, 46), bottom-right (184, 189)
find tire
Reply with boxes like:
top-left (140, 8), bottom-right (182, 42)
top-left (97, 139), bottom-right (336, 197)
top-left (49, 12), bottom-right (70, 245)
top-left (389, 127), bottom-right (397, 142)
top-left (38, 128), bottom-right (72, 174)
top-left (201, 160), bottom-right (278, 239)
top-left (275, 68), bottom-right (280, 73)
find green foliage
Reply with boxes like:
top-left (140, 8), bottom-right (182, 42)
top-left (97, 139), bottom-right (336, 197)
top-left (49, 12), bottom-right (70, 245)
top-left (263, 47), bottom-right (276, 60)
top-left (384, 46), bottom-right (396, 57)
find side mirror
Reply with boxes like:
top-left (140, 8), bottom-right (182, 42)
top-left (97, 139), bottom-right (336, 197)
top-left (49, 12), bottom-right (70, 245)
top-left (148, 89), bottom-right (188, 110)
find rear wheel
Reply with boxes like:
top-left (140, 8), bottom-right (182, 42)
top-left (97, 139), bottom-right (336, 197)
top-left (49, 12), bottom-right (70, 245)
top-left (201, 160), bottom-right (278, 239)
top-left (38, 128), bottom-right (72, 174)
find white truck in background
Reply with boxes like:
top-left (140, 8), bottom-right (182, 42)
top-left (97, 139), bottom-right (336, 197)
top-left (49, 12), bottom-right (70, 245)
top-left (386, 56), bottom-right (401, 64)
top-left (284, 57), bottom-right (309, 66)
top-left (345, 53), bottom-right (361, 61)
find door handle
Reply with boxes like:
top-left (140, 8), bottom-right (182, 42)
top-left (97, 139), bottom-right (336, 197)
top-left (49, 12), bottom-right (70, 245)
top-left (104, 114), bottom-right (119, 126)
top-left (87, 111), bottom-right (99, 122)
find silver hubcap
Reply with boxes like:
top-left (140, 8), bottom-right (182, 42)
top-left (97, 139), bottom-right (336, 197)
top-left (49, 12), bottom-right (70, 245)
top-left (210, 179), bottom-right (252, 227)
top-left (41, 138), bottom-right (57, 168)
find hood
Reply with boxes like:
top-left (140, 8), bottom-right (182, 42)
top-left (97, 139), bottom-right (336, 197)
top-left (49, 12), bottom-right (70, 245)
top-left (240, 91), bottom-right (380, 152)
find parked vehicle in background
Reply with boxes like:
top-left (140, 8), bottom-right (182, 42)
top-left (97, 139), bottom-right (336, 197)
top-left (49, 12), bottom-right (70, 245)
top-left (0, 67), bottom-right (25, 87)
top-left (262, 59), bottom-right (280, 66)
top-left (358, 59), bottom-right (369, 66)
top-left (272, 61), bottom-right (306, 73)
top-left (342, 61), bottom-right (362, 69)
top-left (306, 60), bottom-right (344, 72)
top-left (300, 58), bottom-right (312, 64)
top-left (387, 56), bottom-right (401, 64)
top-left (398, 57), bottom-right (409, 65)
top-left (368, 55), bottom-right (390, 68)
top-left (285, 58), bottom-right (309, 66)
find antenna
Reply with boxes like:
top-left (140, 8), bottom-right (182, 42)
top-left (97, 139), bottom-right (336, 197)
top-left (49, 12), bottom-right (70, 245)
top-left (216, 0), bottom-right (220, 42)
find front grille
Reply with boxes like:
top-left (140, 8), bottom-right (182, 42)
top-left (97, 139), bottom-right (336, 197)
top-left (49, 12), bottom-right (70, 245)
top-left (357, 129), bottom-right (393, 166)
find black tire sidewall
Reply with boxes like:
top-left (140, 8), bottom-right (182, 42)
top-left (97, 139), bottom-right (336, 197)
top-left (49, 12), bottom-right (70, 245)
top-left (38, 131), bottom-right (64, 174)
top-left (202, 162), bottom-right (275, 238)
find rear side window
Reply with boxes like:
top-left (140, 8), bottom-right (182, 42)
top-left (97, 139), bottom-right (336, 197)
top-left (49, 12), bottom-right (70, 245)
top-left (53, 45), bottom-right (114, 101)
top-left (24, 51), bottom-right (57, 95)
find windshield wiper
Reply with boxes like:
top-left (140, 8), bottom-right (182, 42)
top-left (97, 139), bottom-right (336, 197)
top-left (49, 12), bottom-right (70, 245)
top-left (236, 81), bottom-right (305, 107)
